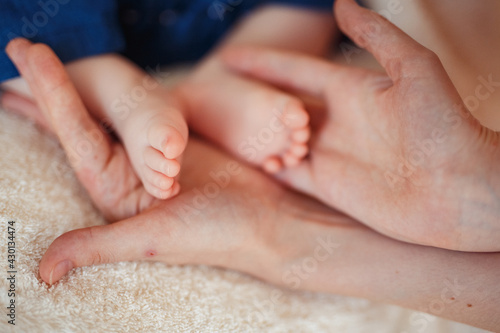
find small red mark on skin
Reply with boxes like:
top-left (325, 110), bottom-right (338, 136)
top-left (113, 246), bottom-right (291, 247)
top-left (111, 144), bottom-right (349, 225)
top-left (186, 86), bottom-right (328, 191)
top-left (146, 250), bottom-right (157, 257)
top-left (467, 304), bottom-right (472, 308)
top-left (450, 297), bottom-right (455, 301)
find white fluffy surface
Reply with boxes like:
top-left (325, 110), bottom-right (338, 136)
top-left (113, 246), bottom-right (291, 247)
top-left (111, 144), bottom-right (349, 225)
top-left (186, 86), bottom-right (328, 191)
top-left (0, 109), bottom-right (491, 333)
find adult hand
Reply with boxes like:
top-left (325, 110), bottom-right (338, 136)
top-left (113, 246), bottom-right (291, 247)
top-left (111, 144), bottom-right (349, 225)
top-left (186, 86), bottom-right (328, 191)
top-left (6, 38), bottom-right (158, 222)
top-left (223, 0), bottom-right (500, 252)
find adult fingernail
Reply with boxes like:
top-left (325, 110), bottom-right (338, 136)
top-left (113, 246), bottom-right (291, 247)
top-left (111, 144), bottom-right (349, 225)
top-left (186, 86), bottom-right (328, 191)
top-left (49, 260), bottom-right (74, 285)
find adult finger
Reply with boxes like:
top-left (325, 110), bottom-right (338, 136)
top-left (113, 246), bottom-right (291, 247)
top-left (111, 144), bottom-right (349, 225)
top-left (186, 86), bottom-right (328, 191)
top-left (222, 46), bottom-right (343, 98)
top-left (0, 90), bottom-right (53, 132)
top-left (39, 198), bottom-right (228, 285)
top-left (6, 38), bottom-right (112, 173)
top-left (5, 39), bottom-right (55, 123)
top-left (39, 208), bottom-right (163, 285)
top-left (39, 138), bottom-right (246, 285)
top-left (334, 0), bottom-right (445, 81)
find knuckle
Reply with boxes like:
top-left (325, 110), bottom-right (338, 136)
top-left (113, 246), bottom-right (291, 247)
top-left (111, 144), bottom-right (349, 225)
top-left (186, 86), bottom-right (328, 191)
top-left (409, 48), bottom-right (441, 69)
top-left (89, 247), bottom-right (115, 266)
top-left (418, 49), bottom-right (441, 66)
top-left (80, 227), bottom-right (113, 265)
top-left (90, 251), bottom-right (103, 266)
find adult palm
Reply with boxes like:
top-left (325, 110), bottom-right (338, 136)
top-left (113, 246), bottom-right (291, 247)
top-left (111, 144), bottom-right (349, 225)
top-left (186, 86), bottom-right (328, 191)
top-left (224, 0), bottom-right (500, 251)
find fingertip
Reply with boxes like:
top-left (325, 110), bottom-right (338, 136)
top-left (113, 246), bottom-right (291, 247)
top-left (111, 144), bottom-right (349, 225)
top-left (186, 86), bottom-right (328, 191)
top-left (39, 234), bottom-right (75, 285)
top-left (39, 222), bottom-right (152, 285)
top-left (335, 0), bottom-right (377, 48)
top-left (335, 0), bottom-right (361, 21)
top-left (5, 39), bottom-right (33, 75)
top-left (39, 261), bottom-right (51, 285)
top-left (5, 38), bottom-right (31, 57)
top-left (334, 0), bottom-right (426, 80)
top-left (47, 260), bottom-right (74, 285)
top-left (335, 0), bottom-right (357, 12)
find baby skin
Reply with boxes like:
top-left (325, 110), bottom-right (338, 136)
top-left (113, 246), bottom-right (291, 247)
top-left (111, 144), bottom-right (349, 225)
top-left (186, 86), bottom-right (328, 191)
top-left (2, 5), bottom-right (334, 200)
top-left (60, 54), bottom-right (188, 200)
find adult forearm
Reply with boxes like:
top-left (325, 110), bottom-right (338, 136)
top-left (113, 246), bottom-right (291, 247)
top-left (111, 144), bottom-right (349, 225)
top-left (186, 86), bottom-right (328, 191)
top-left (271, 215), bottom-right (500, 331)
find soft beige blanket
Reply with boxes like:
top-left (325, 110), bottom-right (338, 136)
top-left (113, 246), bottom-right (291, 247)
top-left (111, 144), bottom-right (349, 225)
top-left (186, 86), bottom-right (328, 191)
top-left (0, 105), bottom-right (490, 332)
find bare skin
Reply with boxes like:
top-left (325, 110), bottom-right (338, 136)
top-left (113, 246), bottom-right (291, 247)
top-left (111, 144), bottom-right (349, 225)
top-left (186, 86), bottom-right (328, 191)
top-left (223, 0), bottom-right (500, 252)
top-left (70, 55), bottom-right (188, 199)
top-left (384, 0), bottom-right (500, 129)
top-left (3, 37), bottom-right (500, 332)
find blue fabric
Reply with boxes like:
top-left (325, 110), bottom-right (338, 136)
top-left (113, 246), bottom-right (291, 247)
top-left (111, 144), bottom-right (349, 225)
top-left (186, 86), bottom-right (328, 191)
top-left (0, 0), bottom-right (124, 82)
top-left (1, 0), bottom-right (334, 82)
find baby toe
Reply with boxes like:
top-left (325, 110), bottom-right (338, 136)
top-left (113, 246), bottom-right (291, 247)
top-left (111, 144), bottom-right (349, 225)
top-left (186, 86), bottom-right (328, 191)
top-left (162, 129), bottom-right (187, 159)
top-left (280, 100), bottom-right (309, 129)
top-left (155, 180), bottom-right (181, 200)
top-left (263, 156), bottom-right (283, 174)
top-left (143, 147), bottom-right (181, 178)
top-left (170, 181), bottom-right (181, 197)
top-left (282, 153), bottom-right (301, 168)
top-left (148, 123), bottom-right (187, 160)
top-left (143, 182), bottom-right (170, 200)
top-left (292, 127), bottom-right (311, 143)
top-left (289, 143), bottom-right (309, 159)
top-left (143, 167), bottom-right (175, 198)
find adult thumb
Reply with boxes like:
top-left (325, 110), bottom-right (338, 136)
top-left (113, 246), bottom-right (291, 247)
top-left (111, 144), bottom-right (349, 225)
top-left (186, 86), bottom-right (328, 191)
top-left (334, 0), bottom-right (443, 81)
top-left (39, 208), bottom-right (165, 285)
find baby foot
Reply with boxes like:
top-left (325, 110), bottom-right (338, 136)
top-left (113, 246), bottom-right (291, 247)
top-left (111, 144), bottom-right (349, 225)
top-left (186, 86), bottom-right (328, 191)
top-left (256, 99), bottom-right (311, 173)
top-left (121, 100), bottom-right (188, 200)
top-left (181, 70), bottom-right (310, 174)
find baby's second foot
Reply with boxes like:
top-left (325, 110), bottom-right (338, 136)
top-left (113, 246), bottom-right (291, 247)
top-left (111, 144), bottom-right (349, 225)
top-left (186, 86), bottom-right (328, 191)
top-left (120, 98), bottom-right (188, 200)
top-left (182, 71), bottom-right (310, 174)
top-left (255, 99), bottom-right (311, 173)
